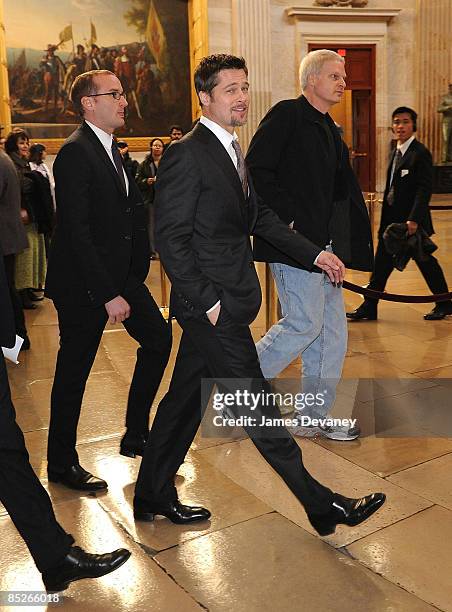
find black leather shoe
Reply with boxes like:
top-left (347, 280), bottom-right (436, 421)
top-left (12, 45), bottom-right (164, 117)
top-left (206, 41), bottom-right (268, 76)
top-left (424, 305), bottom-right (452, 320)
top-left (42, 546), bottom-right (131, 592)
top-left (307, 492), bottom-right (386, 536)
top-left (119, 430), bottom-right (148, 458)
top-left (48, 464), bottom-right (108, 491)
top-left (346, 305), bottom-right (377, 321)
top-left (134, 499), bottom-right (211, 524)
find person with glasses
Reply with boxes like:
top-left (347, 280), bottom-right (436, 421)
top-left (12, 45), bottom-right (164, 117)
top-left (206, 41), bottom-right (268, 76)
top-left (44, 70), bottom-right (171, 492)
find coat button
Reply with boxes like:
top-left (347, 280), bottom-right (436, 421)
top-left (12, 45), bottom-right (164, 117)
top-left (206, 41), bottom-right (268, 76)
top-left (249, 261), bottom-right (254, 268)
top-left (124, 235), bottom-right (132, 240)
top-left (125, 207), bottom-right (131, 213)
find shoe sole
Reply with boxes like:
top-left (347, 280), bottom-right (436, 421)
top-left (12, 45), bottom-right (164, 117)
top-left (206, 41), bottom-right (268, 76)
top-left (47, 472), bottom-right (108, 492)
top-left (45, 551), bottom-right (131, 592)
top-left (119, 448), bottom-right (143, 459)
top-left (134, 511), bottom-right (210, 524)
top-left (321, 431), bottom-right (360, 441)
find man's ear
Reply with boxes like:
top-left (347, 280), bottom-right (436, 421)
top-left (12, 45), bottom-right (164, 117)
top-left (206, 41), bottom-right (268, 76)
top-left (81, 96), bottom-right (93, 113)
top-left (199, 90), bottom-right (210, 107)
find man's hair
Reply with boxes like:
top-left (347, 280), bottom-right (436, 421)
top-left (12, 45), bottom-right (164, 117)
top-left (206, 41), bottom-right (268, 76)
top-left (299, 49), bottom-right (344, 91)
top-left (29, 143), bottom-right (46, 164)
top-left (194, 54), bottom-right (248, 105)
top-left (4, 129), bottom-right (29, 155)
top-left (392, 106), bottom-right (417, 132)
top-left (70, 69), bottom-right (114, 116)
top-left (169, 124), bottom-right (183, 133)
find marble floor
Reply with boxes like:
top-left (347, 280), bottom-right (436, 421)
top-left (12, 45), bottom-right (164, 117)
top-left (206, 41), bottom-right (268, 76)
top-left (2, 201), bottom-right (452, 611)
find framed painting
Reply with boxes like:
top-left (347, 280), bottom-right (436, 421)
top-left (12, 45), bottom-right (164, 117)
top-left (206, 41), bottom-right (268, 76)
top-left (2, 0), bottom-right (195, 150)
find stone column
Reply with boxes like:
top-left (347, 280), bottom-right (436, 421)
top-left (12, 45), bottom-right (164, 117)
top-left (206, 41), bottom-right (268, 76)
top-left (0, 0), bottom-right (11, 135)
top-left (231, 0), bottom-right (272, 151)
top-left (415, 0), bottom-right (452, 163)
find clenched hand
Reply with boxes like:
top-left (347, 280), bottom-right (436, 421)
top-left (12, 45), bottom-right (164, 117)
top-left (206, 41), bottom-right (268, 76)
top-left (105, 295), bottom-right (131, 324)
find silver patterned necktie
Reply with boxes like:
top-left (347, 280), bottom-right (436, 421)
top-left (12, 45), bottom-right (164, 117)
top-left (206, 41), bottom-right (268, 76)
top-left (231, 139), bottom-right (248, 197)
top-left (387, 148), bottom-right (403, 206)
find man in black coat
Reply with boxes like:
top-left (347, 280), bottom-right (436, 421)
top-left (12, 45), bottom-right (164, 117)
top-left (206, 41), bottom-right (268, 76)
top-left (246, 50), bottom-right (373, 442)
top-left (133, 54), bottom-right (384, 535)
top-left (0, 252), bottom-right (130, 592)
top-left (347, 106), bottom-right (452, 321)
top-left (0, 149), bottom-right (30, 348)
top-left (45, 70), bottom-right (171, 491)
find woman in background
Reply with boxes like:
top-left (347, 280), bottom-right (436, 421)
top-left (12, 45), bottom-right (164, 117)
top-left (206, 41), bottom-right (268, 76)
top-left (136, 137), bottom-right (165, 258)
top-left (29, 143), bottom-right (55, 255)
top-left (5, 130), bottom-right (47, 309)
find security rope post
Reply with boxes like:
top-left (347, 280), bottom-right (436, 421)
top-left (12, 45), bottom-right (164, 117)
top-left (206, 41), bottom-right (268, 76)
top-left (159, 261), bottom-right (170, 321)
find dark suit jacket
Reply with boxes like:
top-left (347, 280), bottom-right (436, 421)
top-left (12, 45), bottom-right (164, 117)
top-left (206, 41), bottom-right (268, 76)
top-left (0, 151), bottom-right (28, 256)
top-left (0, 250), bottom-right (24, 451)
top-left (246, 95), bottom-right (373, 272)
top-left (155, 122), bottom-right (323, 326)
top-left (379, 138), bottom-right (434, 238)
top-left (45, 121), bottom-right (150, 307)
top-left (0, 248), bottom-right (15, 349)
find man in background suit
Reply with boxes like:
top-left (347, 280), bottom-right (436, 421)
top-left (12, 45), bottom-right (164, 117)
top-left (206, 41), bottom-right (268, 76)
top-left (347, 106), bottom-right (452, 321)
top-left (0, 252), bottom-right (130, 592)
top-left (133, 54), bottom-right (385, 535)
top-left (45, 70), bottom-right (171, 492)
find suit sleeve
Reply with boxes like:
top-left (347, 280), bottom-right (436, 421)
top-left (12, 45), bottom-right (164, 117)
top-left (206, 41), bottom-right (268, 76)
top-left (246, 100), bottom-right (297, 224)
top-left (408, 147), bottom-right (433, 224)
top-left (154, 143), bottom-right (220, 313)
top-left (252, 195), bottom-right (322, 268)
top-left (53, 142), bottom-right (117, 305)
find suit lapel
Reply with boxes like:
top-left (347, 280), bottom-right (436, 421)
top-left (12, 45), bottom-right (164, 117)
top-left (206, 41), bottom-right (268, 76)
top-left (194, 123), bottom-right (246, 205)
top-left (81, 122), bottom-right (127, 196)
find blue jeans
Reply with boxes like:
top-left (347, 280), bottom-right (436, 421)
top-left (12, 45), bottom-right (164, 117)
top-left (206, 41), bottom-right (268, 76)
top-left (256, 262), bottom-right (347, 418)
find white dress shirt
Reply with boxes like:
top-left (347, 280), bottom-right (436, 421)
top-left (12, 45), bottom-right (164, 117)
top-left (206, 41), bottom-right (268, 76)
top-left (397, 135), bottom-right (415, 157)
top-left (199, 115), bottom-right (238, 169)
top-left (85, 120), bottom-right (129, 195)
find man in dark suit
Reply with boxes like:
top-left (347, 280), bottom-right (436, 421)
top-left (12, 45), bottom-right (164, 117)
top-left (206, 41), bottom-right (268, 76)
top-left (246, 49), bottom-right (374, 442)
top-left (45, 70), bottom-right (171, 491)
top-left (133, 54), bottom-right (384, 535)
top-left (347, 106), bottom-right (452, 321)
top-left (0, 252), bottom-right (130, 592)
top-left (0, 148), bottom-right (30, 348)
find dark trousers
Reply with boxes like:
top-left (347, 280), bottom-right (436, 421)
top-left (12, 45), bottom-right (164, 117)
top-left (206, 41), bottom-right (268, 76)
top-left (135, 307), bottom-right (333, 516)
top-left (3, 254), bottom-right (27, 339)
top-left (48, 283), bottom-right (172, 470)
top-left (0, 356), bottom-right (73, 572)
top-left (366, 237), bottom-right (452, 309)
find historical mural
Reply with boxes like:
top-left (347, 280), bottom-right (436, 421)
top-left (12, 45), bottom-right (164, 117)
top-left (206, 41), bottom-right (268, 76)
top-left (4, 0), bottom-right (192, 138)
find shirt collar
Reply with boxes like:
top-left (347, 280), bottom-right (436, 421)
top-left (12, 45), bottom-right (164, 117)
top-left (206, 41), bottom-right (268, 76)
top-left (397, 135), bottom-right (415, 157)
top-left (200, 115), bottom-right (237, 150)
top-left (85, 120), bottom-right (114, 149)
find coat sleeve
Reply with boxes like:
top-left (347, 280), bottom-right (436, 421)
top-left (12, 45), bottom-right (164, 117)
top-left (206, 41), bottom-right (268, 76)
top-left (154, 142), bottom-right (220, 313)
top-left (408, 147), bottom-right (433, 224)
top-left (246, 100), bottom-right (298, 224)
top-left (53, 142), bottom-right (117, 305)
top-left (252, 194), bottom-right (322, 268)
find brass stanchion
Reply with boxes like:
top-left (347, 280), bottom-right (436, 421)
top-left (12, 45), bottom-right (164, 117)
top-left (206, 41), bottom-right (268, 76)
top-left (159, 261), bottom-right (170, 321)
top-left (265, 263), bottom-right (279, 331)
